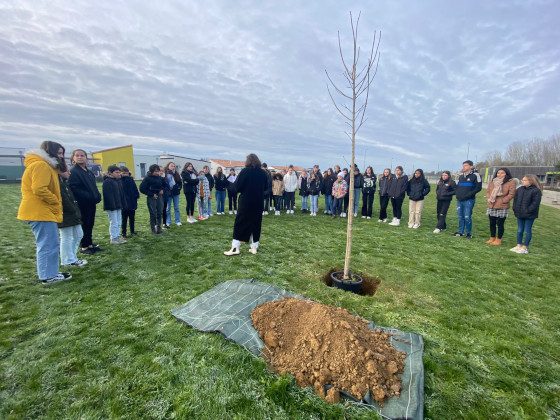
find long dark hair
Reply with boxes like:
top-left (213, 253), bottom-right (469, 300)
top-left (364, 166), bottom-right (374, 177)
top-left (410, 168), bottom-right (425, 183)
top-left (41, 140), bottom-right (66, 171)
top-left (245, 153), bottom-right (261, 168)
top-left (493, 167), bottom-right (512, 184)
top-left (164, 162), bottom-right (182, 183)
top-left (182, 162), bottom-right (194, 172)
top-left (438, 170), bottom-right (451, 184)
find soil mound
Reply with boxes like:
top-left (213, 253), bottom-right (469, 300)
top-left (251, 298), bottom-right (406, 404)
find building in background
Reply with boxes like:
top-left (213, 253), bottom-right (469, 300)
top-left (0, 147), bottom-right (25, 181)
top-left (92, 145), bottom-right (136, 178)
top-left (209, 159), bottom-right (246, 175)
top-left (482, 165), bottom-right (556, 184)
top-left (135, 153), bottom-right (209, 178)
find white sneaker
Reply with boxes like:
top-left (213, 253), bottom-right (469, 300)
top-left (41, 272), bottom-right (72, 285)
top-left (362, 216), bottom-right (366, 219)
top-left (383, 218), bottom-right (388, 223)
top-left (71, 259), bottom-right (87, 267)
top-left (389, 218), bottom-right (400, 226)
top-left (275, 211), bottom-right (279, 216)
top-left (408, 223), bottom-right (414, 228)
top-left (378, 219), bottom-right (383, 222)
top-left (354, 213), bottom-right (358, 217)
top-left (517, 248), bottom-right (529, 254)
top-left (249, 248), bottom-right (257, 255)
top-left (413, 224), bottom-right (420, 229)
top-left (433, 228), bottom-right (441, 233)
top-left (234, 210), bottom-right (237, 214)
top-left (224, 247), bottom-right (240, 256)
top-left (367, 217), bottom-right (371, 219)
top-left (176, 222), bottom-right (182, 226)
top-left (510, 245), bottom-right (521, 252)
top-left (341, 212), bottom-right (346, 217)
top-left (264, 211), bottom-right (268, 215)
top-left (229, 211), bottom-right (233, 215)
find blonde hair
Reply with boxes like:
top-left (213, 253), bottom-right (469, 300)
top-left (523, 174), bottom-right (542, 190)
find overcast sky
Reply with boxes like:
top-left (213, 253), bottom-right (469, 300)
top-left (1, 0), bottom-right (559, 172)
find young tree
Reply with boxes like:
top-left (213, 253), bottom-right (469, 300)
top-left (326, 12), bottom-right (381, 280)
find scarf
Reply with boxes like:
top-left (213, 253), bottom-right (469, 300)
top-left (489, 177), bottom-right (504, 203)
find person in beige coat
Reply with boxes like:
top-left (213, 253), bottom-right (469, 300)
top-left (485, 167), bottom-right (516, 246)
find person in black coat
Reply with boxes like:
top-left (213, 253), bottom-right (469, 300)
top-left (261, 163), bottom-right (273, 214)
top-left (120, 166), bottom-right (140, 237)
top-left (139, 164), bottom-right (165, 234)
top-left (387, 166), bottom-right (409, 226)
top-left (361, 166), bottom-right (376, 219)
top-left (102, 165), bottom-right (126, 244)
top-left (181, 162), bottom-right (200, 223)
top-left (203, 165), bottom-right (214, 216)
top-left (323, 168), bottom-right (335, 215)
top-left (406, 168), bottom-right (431, 228)
top-left (299, 169), bottom-right (309, 213)
top-left (213, 166), bottom-right (229, 215)
top-left (378, 168), bottom-right (394, 222)
top-left (434, 171), bottom-right (456, 233)
top-left (68, 149), bottom-right (102, 254)
top-left (59, 166), bottom-right (87, 267)
top-left (511, 175), bottom-right (543, 254)
top-left (224, 154), bottom-right (268, 256)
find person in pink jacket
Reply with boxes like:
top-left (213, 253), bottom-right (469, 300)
top-left (331, 172), bottom-right (348, 218)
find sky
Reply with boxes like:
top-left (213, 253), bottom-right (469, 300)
top-left (1, 0), bottom-right (559, 172)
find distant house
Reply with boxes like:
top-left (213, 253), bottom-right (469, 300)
top-left (92, 145), bottom-right (136, 178)
top-left (269, 165), bottom-right (306, 175)
top-left (209, 159), bottom-right (246, 175)
top-left (135, 153), bottom-right (209, 178)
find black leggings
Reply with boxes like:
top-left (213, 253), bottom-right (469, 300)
top-left (379, 195), bottom-right (389, 220)
top-left (162, 196), bottom-right (169, 225)
top-left (122, 209), bottom-right (136, 234)
top-left (391, 197), bottom-right (404, 219)
top-left (185, 192), bottom-right (196, 216)
top-left (361, 191), bottom-right (374, 217)
top-left (273, 196), bottom-right (283, 211)
top-left (489, 215), bottom-right (506, 239)
top-left (79, 202), bottom-right (96, 248)
top-left (343, 193), bottom-right (349, 212)
top-left (285, 191), bottom-right (295, 210)
top-left (228, 190), bottom-right (237, 211)
top-left (436, 200), bottom-right (451, 230)
top-left (147, 196), bottom-right (163, 228)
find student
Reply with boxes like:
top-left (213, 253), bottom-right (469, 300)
top-left (406, 169), bottom-right (431, 229)
top-left (361, 166), bottom-right (376, 219)
top-left (139, 164), bottom-right (165, 233)
top-left (342, 168), bottom-right (350, 217)
top-left (308, 172), bottom-right (321, 216)
top-left (103, 165), bottom-right (126, 244)
top-left (352, 166), bottom-right (364, 217)
top-left (181, 162), bottom-right (199, 223)
top-left (164, 162), bottom-right (182, 226)
top-left (387, 166), bottom-right (409, 226)
top-left (283, 165), bottom-right (298, 214)
top-left (272, 172), bottom-right (285, 216)
top-left (58, 167), bottom-right (86, 267)
top-left (311, 164), bottom-right (323, 185)
top-left (433, 171), bottom-right (456, 233)
top-left (331, 172), bottom-right (348, 218)
top-left (160, 169), bottom-right (171, 229)
top-left (68, 149), bottom-right (102, 255)
top-left (261, 163), bottom-right (273, 214)
top-left (226, 168), bottom-right (238, 215)
top-left (323, 168), bottom-right (335, 215)
top-left (17, 141), bottom-right (72, 284)
top-left (333, 164), bottom-right (341, 175)
top-left (485, 167), bottom-right (516, 246)
top-left (511, 174), bottom-right (542, 254)
top-left (454, 160), bottom-right (482, 239)
top-left (197, 170), bottom-right (210, 221)
top-left (120, 166), bottom-right (139, 237)
top-left (298, 169), bottom-right (309, 213)
top-left (280, 169), bottom-right (288, 210)
top-left (203, 165), bottom-right (214, 217)
top-left (213, 166), bottom-right (228, 215)
top-left (377, 168), bottom-right (393, 222)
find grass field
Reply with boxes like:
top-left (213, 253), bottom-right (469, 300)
top-left (1, 183), bottom-right (559, 419)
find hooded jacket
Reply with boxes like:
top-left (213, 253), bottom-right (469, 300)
top-left (407, 171), bottom-right (431, 201)
top-left (298, 175), bottom-right (309, 196)
top-left (378, 174), bottom-right (394, 197)
top-left (139, 174), bottom-right (166, 197)
top-left (68, 164), bottom-right (101, 206)
top-left (181, 170), bottom-right (200, 195)
top-left (283, 172), bottom-right (298, 192)
top-left (17, 149), bottom-right (63, 223)
top-left (353, 173), bottom-right (364, 189)
top-left (214, 173), bottom-right (229, 191)
top-left (322, 173), bottom-right (335, 195)
top-left (308, 177), bottom-right (321, 195)
top-left (455, 170), bottom-right (482, 201)
top-left (102, 175), bottom-right (125, 211)
top-left (121, 175), bottom-right (140, 211)
top-left (332, 178), bottom-right (348, 199)
top-left (58, 176), bottom-right (82, 228)
top-left (512, 185), bottom-right (542, 219)
top-left (387, 174), bottom-right (409, 199)
top-left (362, 173), bottom-right (376, 194)
top-left (436, 178), bottom-right (456, 201)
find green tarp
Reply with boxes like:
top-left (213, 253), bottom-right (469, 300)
top-left (172, 279), bottom-right (424, 420)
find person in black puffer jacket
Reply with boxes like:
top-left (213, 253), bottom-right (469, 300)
top-left (59, 164), bottom-right (86, 267)
top-left (102, 165), bottom-right (126, 244)
top-left (181, 162), bottom-right (200, 223)
top-left (434, 171), bottom-right (456, 233)
top-left (214, 166), bottom-right (229, 215)
top-left (361, 166), bottom-right (376, 219)
top-left (323, 168), bottom-right (336, 215)
top-left (120, 166), bottom-right (140, 236)
top-left (377, 168), bottom-right (394, 222)
top-left (406, 168), bottom-right (431, 228)
top-left (454, 160), bottom-right (482, 238)
top-left (351, 167), bottom-right (364, 216)
top-left (387, 166), bottom-right (409, 226)
top-left (307, 172), bottom-right (321, 216)
top-left (163, 162), bottom-right (183, 227)
top-left (511, 174), bottom-right (543, 254)
top-left (203, 165), bottom-right (214, 216)
top-left (68, 149), bottom-right (102, 254)
top-left (140, 164), bottom-right (166, 234)
top-left (298, 169), bottom-right (309, 213)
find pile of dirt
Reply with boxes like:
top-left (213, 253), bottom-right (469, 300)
top-left (251, 298), bottom-right (406, 404)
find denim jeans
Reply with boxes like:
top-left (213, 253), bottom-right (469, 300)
top-left (333, 197), bottom-right (343, 216)
top-left (166, 194), bottom-right (181, 225)
top-left (301, 195), bottom-right (309, 210)
top-left (199, 197), bottom-right (209, 217)
top-left (325, 194), bottom-right (333, 213)
top-left (353, 188), bottom-right (361, 214)
top-left (59, 224), bottom-right (83, 265)
top-left (106, 210), bottom-right (122, 240)
top-left (29, 221), bottom-right (60, 280)
top-left (207, 195), bottom-right (213, 216)
top-left (457, 198), bottom-right (475, 234)
top-left (216, 190), bottom-right (226, 213)
top-left (517, 218), bottom-right (535, 246)
top-left (310, 195), bottom-right (319, 213)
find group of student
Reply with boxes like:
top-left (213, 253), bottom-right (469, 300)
top-left (17, 141), bottom-right (544, 285)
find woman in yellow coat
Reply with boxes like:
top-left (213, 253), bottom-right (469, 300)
top-left (17, 141), bottom-right (72, 284)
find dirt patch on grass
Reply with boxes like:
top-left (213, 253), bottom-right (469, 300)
top-left (322, 268), bottom-right (381, 296)
top-left (251, 298), bottom-right (406, 404)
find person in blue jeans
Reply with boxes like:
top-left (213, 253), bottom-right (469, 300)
top-left (164, 162), bottom-right (182, 226)
top-left (203, 165), bottom-right (214, 216)
top-left (17, 141), bottom-right (72, 284)
top-left (454, 160), bottom-right (482, 239)
top-left (213, 166), bottom-right (228, 215)
top-left (511, 175), bottom-right (542, 254)
top-left (322, 168), bottom-right (335, 215)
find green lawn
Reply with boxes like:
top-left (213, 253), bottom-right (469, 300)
top-left (1, 183), bottom-right (559, 419)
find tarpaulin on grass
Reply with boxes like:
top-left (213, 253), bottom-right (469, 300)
top-left (171, 279), bottom-right (424, 420)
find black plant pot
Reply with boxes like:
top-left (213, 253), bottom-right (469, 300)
top-left (330, 271), bottom-right (363, 294)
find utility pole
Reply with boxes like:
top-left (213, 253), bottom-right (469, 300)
top-left (466, 142), bottom-right (471, 160)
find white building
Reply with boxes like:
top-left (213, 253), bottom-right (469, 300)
top-left (133, 153), bottom-right (209, 179)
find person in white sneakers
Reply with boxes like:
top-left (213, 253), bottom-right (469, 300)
top-left (226, 168), bottom-right (238, 215)
top-left (272, 172), bottom-right (284, 216)
top-left (377, 168), bottom-right (394, 222)
top-left (511, 174), bottom-right (542, 254)
top-left (387, 166), bottom-right (408, 226)
top-left (433, 171), bottom-right (456, 233)
top-left (224, 154), bottom-right (267, 256)
top-left (283, 165), bottom-right (298, 214)
top-left (308, 172), bottom-right (321, 216)
top-left (406, 169), bottom-right (431, 229)
top-left (331, 172), bottom-right (348, 218)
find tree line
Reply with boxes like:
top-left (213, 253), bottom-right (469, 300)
top-left (480, 133), bottom-right (560, 168)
